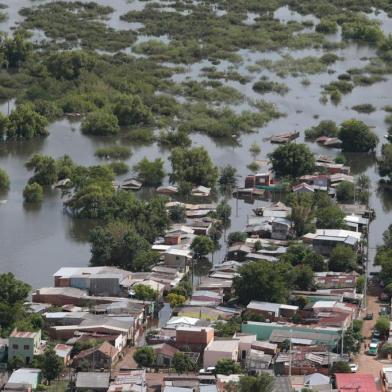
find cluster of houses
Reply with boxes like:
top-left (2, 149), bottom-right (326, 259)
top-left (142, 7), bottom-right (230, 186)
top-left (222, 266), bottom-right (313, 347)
top-left (0, 151), bottom-right (384, 392)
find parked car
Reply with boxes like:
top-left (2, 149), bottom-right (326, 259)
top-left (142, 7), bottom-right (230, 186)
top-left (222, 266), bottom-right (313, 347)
top-left (199, 367), bottom-right (215, 375)
top-left (364, 312), bottom-right (373, 320)
top-left (349, 363), bottom-right (358, 373)
top-left (373, 329), bottom-right (381, 338)
top-left (368, 342), bottom-right (378, 356)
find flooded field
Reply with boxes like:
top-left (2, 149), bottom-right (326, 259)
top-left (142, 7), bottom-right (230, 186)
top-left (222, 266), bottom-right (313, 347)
top-left (0, 1), bottom-right (391, 287)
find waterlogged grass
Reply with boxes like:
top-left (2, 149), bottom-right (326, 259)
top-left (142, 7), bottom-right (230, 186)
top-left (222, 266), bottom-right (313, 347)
top-left (251, 54), bottom-right (335, 77)
top-left (95, 145), bottom-right (132, 160)
top-left (19, 1), bottom-right (136, 51)
top-left (253, 77), bottom-right (289, 95)
top-left (352, 104), bottom-right (376, 113)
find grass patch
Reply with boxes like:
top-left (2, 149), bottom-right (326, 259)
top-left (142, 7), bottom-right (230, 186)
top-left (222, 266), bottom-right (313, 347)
top-left (352, 104), bottom-right (376, 113)
top-left (253, 77), bottom-right (289, 95)
top-left (95, 145), bottom-right (132, 160)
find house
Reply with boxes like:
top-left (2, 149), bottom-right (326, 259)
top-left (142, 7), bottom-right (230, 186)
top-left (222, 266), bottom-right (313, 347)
top-left (344, 214), bottom-right (369, 232)
top-left (314, 272), bottom-right (357, 289)
top-left (245, 172), bottom-right (273, 188)
top-left (245, 350), bottom-right (273, 373)
top-left (203, 339), bottom-right (239, 368)
top-left (163, 248), bottom-right (192, 268)
top-left (335, 373), bottom-right (377, 392)
top-left (176, 327), bottom-right (214, 349)
top-left (303, 373), bottom-right (330, 389)
top-left (189, 220), bottom-right (213, 236)
top-left (246, 301), bottom-right (298, 322)
top-left (54, 344), bottom-right (72, 365)
top-left (271, 218), bottom-right (291, 240)
top-left (157, 185), bottom-right (178, 195)
top-left (292, 183), bottom-right (315, 193)
top-left (75, 372), bottom-right (111, 391)
top-left (233, 333), bottom-right (257, 361)
top-left (227, 244), bottom-right (252, 262)
top-left (303, 229), bottom-right (362, 256)
top-left (151, 343), bottom-right (179, 367)
top-left (108, 369), bottom-right (146, 392)
top-left (191, 186), bottom-right (211, 197)
top-left (73, 341), bottom-right (119, 370)
top-left (8, 330), bottom-right (43, 365)
top-left (5, 369), bottom-right (41, 391)
top-left (241, 321), bottom-right (341, 347)
top-left (121, 178), bottom-right (142, 191)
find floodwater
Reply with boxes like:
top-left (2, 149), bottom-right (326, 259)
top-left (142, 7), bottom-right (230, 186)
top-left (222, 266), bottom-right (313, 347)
top-left (0, 1), bottom-right (391, 288)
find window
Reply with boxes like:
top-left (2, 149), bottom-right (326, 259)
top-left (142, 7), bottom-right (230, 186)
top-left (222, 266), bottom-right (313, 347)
top-left (12, 344), bottom-right (18, 350)
top-left (24, 345), bottom-right (30, 350)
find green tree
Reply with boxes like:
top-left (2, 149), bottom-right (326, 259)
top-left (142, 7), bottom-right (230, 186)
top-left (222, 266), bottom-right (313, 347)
top-left (25, 154), bottom-right (58, 186)
top-left (356, 275), bottom-right (365, 294)
top-left (169, 205), bottom-right (186, 223)
top-left (113, 95), bottom-right (153, 126)
top-left (133, 347), bottom-right (156, 368)
top-left (338, 119), bottom-right (378, 152)
top-left (81, 111), bottom-right (120, 136)
top-left (316, 19), bottom-right (337, 34)
top-left (7, 104), bottom-right (48, 140)
top-left (338, 328), bottom-right (361, 355)
top-left (305, 120), bottom-right (338, 140)
top-left (213, 318), bottom-right (242, 337)
top-left (0, 273), bottom-right (31, 332)
top-left (234, 261), bottom-right (294, 305)
top-left (40, 347), bottom-right (63, 384)
top-left (228, 232), bottom-right (247, 246)
top-left (167, 293), bottom-right (186, 308)
top-left (23, 182), bottom-right (43, 203)
top-left (293, 265), bottom-right (314, 291)
top-left (375, 316), bottom-right (390, 336)
top-left (191, 236), bottom-right (214, 259)
top-left (219, 165), bottom-right (237, 194)
top-left (336, 181), bottom-right (355, 203)
top-left (378, 144), bottom-right (392, 182)
top-left (133, 284), bottom-right (157, 301)
top-left (4, 34), bottom-right (32, 68)
top-left (381, 343), bottom-right (392, 357)
top-left (215, 359), bottom-right (242, 375)
top-left (331, 361), bottom-right (351, 374)
top-left (249, 142), bottom-right (261, 159)
top-left (0, 168), bottom-right (9, 191)
top-left (238, 373), bottom-right (274, 392)
top-left (172, 352), bottom-right (194, 374)
top-left (316, 205), bottom-right (345, 229)
top-left (329, 245), bottom-right (357, 272)
top-left (89, 221), bottom-right (151, 271)
top-left (268, 143), bottom-right (316, 178)
top-left (289, 193), bottom-right (315, 236)
top-left (133, 157), bottom-right (165, 187)
top-left (169, 147), bottom-right (218, 188)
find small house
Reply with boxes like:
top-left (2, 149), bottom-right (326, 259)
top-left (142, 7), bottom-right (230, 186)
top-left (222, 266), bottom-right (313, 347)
top-left (75, 372), bottom-right (110, 392)
top-left (151, 343), bottom-right (179, 367)
top-left (8, 330), bottom-right (43, 365)
top-left (203, 339), bottom-right (239, 368)
top-left (54, 344), bottom-right (72, 366)
top-left (73, 341), bottom-right (119, 370)
top-left (5, 369), bottom-right (41, 392)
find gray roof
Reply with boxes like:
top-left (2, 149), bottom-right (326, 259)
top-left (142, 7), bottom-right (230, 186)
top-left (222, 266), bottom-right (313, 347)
top-left (75, 372), bottom-right (110, 389)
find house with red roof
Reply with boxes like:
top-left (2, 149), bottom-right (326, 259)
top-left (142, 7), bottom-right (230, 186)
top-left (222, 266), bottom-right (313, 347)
top-left (335, 373), bottom-right (377, 392)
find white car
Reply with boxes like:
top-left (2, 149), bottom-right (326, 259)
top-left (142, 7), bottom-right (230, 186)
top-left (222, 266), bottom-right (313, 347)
top-left (349, 363), bottom-right (358, 373)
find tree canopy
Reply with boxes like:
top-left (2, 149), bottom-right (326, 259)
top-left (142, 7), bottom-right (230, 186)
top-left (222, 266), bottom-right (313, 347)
top-left (268, 143), bottom-right (316, 178)
top-left (215, 359), bottom-right (242, 375)
top-left (169, 146), bottom-right (218, 188)
top-left (133, 284), bottom-right (157, 301)
top-left (191, 236), bottom-right (214, 259)
top-left (329, 245), bottom-right (357, 272)
top-left (338, 119), bottom-right (378, 152)
top-left (238, 373), bottom-right (274, 392)
top-left (133, 347), bottom-right (156, 368)
top-left (133, 157), bottom-right (165, 187)
top-left (81, 110), bottom-right (120, 136)
top-left (234, 261), bottom-right (295, 305)
top-left (172, 352), bottom-right (195, 374)
top-left (0, 168), bottom-right (9, 191)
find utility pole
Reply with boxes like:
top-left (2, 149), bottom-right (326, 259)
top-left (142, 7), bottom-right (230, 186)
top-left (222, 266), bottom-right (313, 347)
top-left (341, 328), bottom-right (344, 358)
top-left (289, 329), bottom-right (292, 377)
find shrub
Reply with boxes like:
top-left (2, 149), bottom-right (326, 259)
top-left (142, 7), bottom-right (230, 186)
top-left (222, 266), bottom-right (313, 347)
top-left (81, 111), bottom-right (120, 136)
top-left (0, 168), bottom-right (10, 191)
top-left (95, 146), bottom-right (131, 160)
top-left (23, 182), bottom-right (43, 203)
